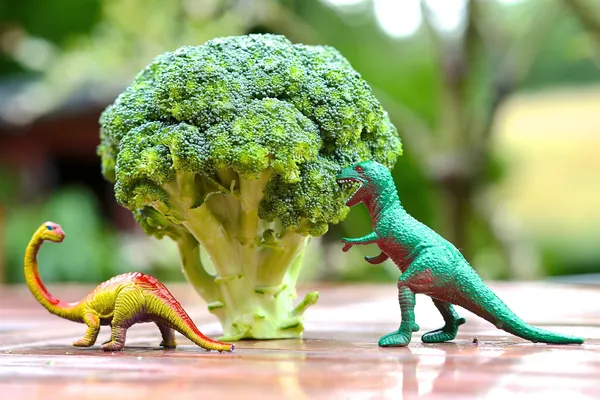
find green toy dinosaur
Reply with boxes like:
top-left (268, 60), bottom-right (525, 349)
top-left (336, 160), bottom-right (584, 347)
top-left (24, 221), bottom-right (234, 352)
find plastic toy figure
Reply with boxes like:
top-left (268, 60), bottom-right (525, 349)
top-left (337, 160), bottom-right (584, 347)
top-left (24, 222), bottom-right (234, 352)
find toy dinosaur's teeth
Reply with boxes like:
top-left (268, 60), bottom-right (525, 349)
top-left (343, 183), bottom-right (361, 204)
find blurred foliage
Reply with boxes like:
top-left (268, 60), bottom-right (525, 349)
top-left (0, 0), bottom-right (101, 76)
top-left (1, 0), bottom-right (599, 283)
top-left (0, 168), bottom-right (18, 204)
top-left (542, 234), bottom-right (600, 277)
top-left (4, 186), bottom-right (130, 283)
top-left (288, 0), bottom-right (600, 281)
top-left (2, 183), bottom-right (195, 284)
top-left (4, 0), bottom-right (101, 45)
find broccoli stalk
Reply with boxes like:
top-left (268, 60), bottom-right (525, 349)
top-left (98, 34), bottom-right (402, 340)
top-left (137, 170), bottom-right (319, 339)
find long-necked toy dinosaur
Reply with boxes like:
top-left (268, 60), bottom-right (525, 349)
top-left (24, 221), bottom-right (234, 352)
top-left (337, 160), bottom-right (584, 347)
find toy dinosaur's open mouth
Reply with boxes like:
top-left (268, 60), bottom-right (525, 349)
top-left (336, 177), bottom-right (363, 206)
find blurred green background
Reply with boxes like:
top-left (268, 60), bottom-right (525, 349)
top-left (0, 0), bottom-right (599, 285)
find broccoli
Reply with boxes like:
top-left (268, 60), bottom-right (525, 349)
top-left (98, 34), bottom-right (402, 340)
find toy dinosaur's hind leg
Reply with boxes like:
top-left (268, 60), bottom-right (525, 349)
top-left (157, 322), bottom-right (177, 348)
top-left (421, 299), bottom-right (466, 343)
top-left (378, 283), bottom-right (416, 347)
top-left (101, 287), bottom-right (143, 352)
top-left (73, 312), bottom-right (100, 347)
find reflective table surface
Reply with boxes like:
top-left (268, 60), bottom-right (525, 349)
top-left (1, 282), bottom-right (599, 399)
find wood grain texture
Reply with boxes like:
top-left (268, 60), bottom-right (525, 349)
top-left (1, 282), bottom-right (599, 399)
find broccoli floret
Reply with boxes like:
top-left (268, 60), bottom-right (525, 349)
top-left (98, 34), bottom-right (402, 340)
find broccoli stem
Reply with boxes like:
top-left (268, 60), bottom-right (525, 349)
top-left (257, 232), bottom-right (307, 287)
top-left (175, 233), bottom-right (220, 303)
top-left (164, 171), bottom-right (318, 340)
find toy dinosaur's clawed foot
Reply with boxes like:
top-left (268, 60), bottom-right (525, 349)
top-left (378, 330), bottom-right (412, 347)
top-left (160, 340), bottom-right (177, 349)
top-left (101, 341), bottom-right (125, 352)
top-left (72, 338), bottom-right (95, 347)
top-left (157, 323), bottom-right (177, 349)
top-left (341, 239), bottom-right (353, 252)
top-left (421, 317), bottom-right (466, 344)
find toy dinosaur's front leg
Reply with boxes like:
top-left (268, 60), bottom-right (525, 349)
top-left (341, 231), bottom-right (379, 252)
top-left (73, 312), bottom-right (100, 347)
top-left (378, 284), bottom-right (416, 347)
top-left (101, 287), bottom-right (142, 352)
top-left (421, 299), bottom-right (466, 343)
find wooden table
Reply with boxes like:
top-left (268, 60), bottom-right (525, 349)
top-left (1, 282), bottom-right (599, 399)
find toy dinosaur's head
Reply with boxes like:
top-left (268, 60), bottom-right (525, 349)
top-left (336, 160), bottom-right (393, 207)
top-left (37, 221), bottom-right (65, 243)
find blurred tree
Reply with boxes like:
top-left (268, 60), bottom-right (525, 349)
top-left (563, 0), bottom-right (600, 50)
top-left (0, 0), bottom-right (101, 76)
top-left (0, 0), bottom-right (318, 125)
top-left (0, 168), bottom-right (19, 281)
top-left (280, 0), bottom-right (600, 280)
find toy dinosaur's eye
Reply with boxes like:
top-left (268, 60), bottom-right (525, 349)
top-left (355, 166), bottom-right (364, 173)
top-left (46, 225), bottom-right (53, 231)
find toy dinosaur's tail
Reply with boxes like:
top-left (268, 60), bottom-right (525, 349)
top-left (448, 267), bottom-right (583, 344)
top-left (163, 301), bottom-right (235, 352)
